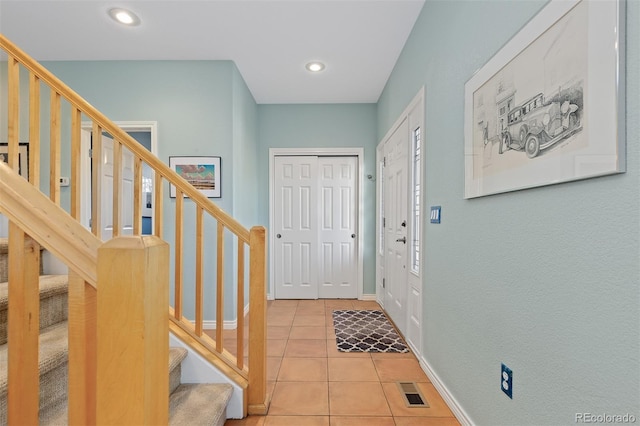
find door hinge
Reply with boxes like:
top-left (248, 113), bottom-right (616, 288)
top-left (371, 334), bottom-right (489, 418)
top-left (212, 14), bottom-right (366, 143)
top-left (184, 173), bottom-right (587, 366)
top-left (383, 156), bottom-right (386, 167)
top-left (383, 217), bottom-right (386, 228)
top-left (89, 148), bottom-right (92, 158)
top-left (382, 278), bottom-right (386, 289)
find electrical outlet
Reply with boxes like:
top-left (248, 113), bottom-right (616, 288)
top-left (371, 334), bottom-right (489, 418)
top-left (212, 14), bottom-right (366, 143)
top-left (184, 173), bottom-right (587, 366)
top-left (501, 363), bottom-right (513, 399)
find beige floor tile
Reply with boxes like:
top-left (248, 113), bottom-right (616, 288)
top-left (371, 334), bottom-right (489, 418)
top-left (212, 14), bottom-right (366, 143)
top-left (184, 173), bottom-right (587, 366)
top-left (369, 351), bottom-right (416, 359)
top-left (267, 339), bottom-right (287, 357)
top-left (278, 357), bottom-right (328, 382)
top-left (324, 300), bottom-right (355, 309)
top-left (285, 339), bottom-right (328, 358)
top-left (393, 417), bottom-right (461, 426)
top-left (351, 300), bottom-right (383, 310)
top-left (269, 382), bottom-right (329, 416)
top-left (329, 417), bottom-right (395, 426)
top-left (268, 326), bottom-right (292, 340)
top-left (290, 326), bottom-right (327, 340)
top-left (267, 309), bottom-right (296, 326)
top-left (328, 382), bottom-right (391, 417)
top-left (373, 358), bottom-right (429, 382)
top-left (326, 340), bottom-right (371, 358)
top-left (326, 326), bottom-right (336, 340)
top-left (328, 357), bottom-right (379, 382)
top-left (381, 382), bottom-right (454, 418)
top-left (225, 416), bottom-right (266, 425)
top-left (293, 314), bottom-right (327, 327)
top-left (270, 300), bottom-right (299, 308)
top-left (267, 357), bottom-right (282, 382)
top-left (264, 416), bottom-right (330, 426)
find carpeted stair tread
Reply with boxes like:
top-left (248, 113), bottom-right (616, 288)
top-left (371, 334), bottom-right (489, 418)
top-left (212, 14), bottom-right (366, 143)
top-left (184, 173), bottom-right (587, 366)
top-left (169, 383), bottom-right (233, 426)
top-left (169, 347), bottom-right (188, 395)
top-left (0, 321), bottom-right (68, 397)
top-left (0, 275), bottom-right (69, 346)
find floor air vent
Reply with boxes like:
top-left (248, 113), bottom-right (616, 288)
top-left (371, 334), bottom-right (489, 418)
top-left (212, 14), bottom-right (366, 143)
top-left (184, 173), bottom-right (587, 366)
top-left (397, 382), bottom-right (429, 408)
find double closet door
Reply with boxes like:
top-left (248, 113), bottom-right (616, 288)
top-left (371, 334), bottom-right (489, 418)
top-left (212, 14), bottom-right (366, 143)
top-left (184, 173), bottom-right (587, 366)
top-left (274, 155), bottom-right (358, 299)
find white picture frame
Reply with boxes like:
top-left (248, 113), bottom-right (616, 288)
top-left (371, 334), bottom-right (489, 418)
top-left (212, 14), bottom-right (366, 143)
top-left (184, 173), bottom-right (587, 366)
top-left (169, 156), bottom-right (221, 198)
top-left (464, 0), bottom-right (626, 199)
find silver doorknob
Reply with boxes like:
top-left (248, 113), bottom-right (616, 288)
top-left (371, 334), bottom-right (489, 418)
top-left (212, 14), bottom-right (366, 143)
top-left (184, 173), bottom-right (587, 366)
top-left (277, 234), bottom-right (282, 238)
top-left (396, 237), bottom-right (406, 244)
top-left (351, 234), bottom-right (356, 238)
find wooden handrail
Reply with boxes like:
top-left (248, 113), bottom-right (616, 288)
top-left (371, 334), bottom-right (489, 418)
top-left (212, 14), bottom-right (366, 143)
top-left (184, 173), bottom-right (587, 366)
top-left (0, 33), bottom-right (249, 242)
top-left (1, 32), bottom-right (269, 418)
top-left (0, 162), bottom-right (100, 286)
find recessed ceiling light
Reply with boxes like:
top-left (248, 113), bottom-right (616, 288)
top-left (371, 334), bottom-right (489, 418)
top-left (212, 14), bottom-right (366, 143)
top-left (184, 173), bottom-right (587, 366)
top-left (108, 8), bottom-right (140, 26)
top-left (305, 62), bottom-right (325, 73)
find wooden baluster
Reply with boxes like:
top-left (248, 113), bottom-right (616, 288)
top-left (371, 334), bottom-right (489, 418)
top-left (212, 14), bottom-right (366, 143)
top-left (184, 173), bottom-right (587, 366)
top-left (68, 270), bottom-right (97, 425)
top-left (195, 206), bottom-right (204, 336)
top-left (248, 226), bottom-right (268, 415)
top-left (237, 241), bottom-right (245, 370)
top-left (174, 189), bottom-right (184, 320)
top-left (133, 157), bottom-right (142, 235)
top-left (91, 123), bottom-right (102, 238)
top-left (50, 90), bottom-right (61, 204)
top-left (154, 171), bottom-right (163, 238)
top-left (7, 226), bottom-right (40, 424)
top-left (112, 140), bottom-right (122, 237)
top-left (29, 72), bottom-right (40, 186)
top-left (96, 236), bottom-right (169, 425)
top-left (7, 57), bottom-right (19, 170)
top-left (216, 222), bottom-right (224, 352)
top-left (70, 107), bottom-right (82, 219)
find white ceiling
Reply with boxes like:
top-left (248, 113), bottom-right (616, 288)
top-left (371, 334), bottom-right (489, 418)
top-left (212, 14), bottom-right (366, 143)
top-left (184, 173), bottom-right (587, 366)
top-left (0, 0), bottom-right (425, 104)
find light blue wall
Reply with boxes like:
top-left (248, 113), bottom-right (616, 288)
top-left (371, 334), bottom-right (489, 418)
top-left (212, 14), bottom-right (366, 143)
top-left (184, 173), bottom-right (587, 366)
top-left (40, 60), bottom-right (249, 322)
top-left (377, 0), bottom-right (639, 424)
top-left (256, 104), bottom-right (378, 294)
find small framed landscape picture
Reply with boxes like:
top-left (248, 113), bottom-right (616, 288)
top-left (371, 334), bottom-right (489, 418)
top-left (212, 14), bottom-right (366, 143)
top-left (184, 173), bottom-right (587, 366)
top-left (169, 156), bottom-right (221, 198)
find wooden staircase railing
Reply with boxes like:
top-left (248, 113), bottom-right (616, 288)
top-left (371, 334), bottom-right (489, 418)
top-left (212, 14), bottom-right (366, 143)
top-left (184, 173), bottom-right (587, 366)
top-left (0, 33), bottom-right (268, 419)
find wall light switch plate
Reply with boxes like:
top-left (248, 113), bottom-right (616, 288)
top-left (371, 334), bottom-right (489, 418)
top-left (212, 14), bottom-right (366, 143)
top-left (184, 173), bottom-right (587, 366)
top-left (430, 206), bottom-right (441, 224)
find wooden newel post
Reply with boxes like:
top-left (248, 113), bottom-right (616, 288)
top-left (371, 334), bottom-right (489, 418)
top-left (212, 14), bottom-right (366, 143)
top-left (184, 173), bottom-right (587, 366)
top-left (96, 236), bottom-right (169, 424)
top-left (247, 226), bottom-right (268, 415)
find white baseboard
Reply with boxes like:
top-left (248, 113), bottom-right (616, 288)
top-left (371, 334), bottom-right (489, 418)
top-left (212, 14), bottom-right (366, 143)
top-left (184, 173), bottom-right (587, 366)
top-left (360, 293), bottom-right (377, 301)
top-left (199, 303), bottom-right (251, 330)
top-left (419, 355), bottom-right (474, 426)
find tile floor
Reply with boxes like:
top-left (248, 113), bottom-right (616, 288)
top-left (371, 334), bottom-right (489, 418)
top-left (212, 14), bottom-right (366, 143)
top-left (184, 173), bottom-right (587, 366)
top-left (223, 299), bottom-right (460, 426)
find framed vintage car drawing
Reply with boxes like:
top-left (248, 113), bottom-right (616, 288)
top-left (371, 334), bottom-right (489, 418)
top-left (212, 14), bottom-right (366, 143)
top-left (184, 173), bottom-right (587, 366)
top-left (464, 0), bottom-right (626, 198)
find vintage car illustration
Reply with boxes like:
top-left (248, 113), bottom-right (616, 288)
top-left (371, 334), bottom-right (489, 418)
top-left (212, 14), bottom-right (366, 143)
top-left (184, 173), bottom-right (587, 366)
top-left (499, 92), bottom-right (581, 158)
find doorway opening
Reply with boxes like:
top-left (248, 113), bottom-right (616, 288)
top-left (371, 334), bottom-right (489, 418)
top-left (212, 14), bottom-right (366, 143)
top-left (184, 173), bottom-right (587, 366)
top-left (80, 121), bottom-right (158, 238)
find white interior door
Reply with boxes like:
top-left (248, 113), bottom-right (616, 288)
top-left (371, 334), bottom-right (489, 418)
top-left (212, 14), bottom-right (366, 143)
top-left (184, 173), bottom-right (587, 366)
top-left (100, 134), bottom-right (135, 240)
top-left (383, 119), bottom-right (409, 332)
top-left (274, 155), bottom-right (358, 299)
top-left (318, 156), bottom-right (358, 299)
top-left (274, 156), bottom-right (319, 299)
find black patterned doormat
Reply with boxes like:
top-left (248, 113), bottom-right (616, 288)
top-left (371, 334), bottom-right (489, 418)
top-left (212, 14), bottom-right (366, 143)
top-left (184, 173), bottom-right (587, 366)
top-left (332, 310), bottom-right (410, 353)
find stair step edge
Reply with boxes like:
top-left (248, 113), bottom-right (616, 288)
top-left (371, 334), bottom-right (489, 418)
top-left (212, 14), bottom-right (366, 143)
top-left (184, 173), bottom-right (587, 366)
top-left (169, 383), bottom-right (233, 426)
top-left (0, 321), bottom-right (68, 397)
top-left (0, 275), bottom-right (69, 308)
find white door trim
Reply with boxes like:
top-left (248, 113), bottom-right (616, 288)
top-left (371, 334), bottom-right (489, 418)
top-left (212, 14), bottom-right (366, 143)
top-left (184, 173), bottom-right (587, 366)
top-left (80, 121), bottom-right (158, 232)
top-left (269, 147), bottom-right (364, 300)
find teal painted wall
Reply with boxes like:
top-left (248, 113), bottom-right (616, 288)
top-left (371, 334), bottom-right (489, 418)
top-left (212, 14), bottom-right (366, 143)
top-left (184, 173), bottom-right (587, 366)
top-left (256, 104), bottom-right (378, 294)
top-left (39, 60), bottom-right (247, 323)
top-left (377, 0), bottom-right (639, 424)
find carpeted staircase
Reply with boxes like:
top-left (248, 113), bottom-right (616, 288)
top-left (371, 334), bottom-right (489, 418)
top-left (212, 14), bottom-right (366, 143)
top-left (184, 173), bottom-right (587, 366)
top-left (0, 238), bottom-right (233, 425)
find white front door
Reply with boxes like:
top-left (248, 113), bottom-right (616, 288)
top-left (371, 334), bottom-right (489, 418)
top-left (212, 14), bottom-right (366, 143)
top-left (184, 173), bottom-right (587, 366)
top-left (274, 155), bottom-right (358, 299)
top-left (100, 134), bottom-right (135, 240)
top-left (383, 118), bottom-right (409, 332)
